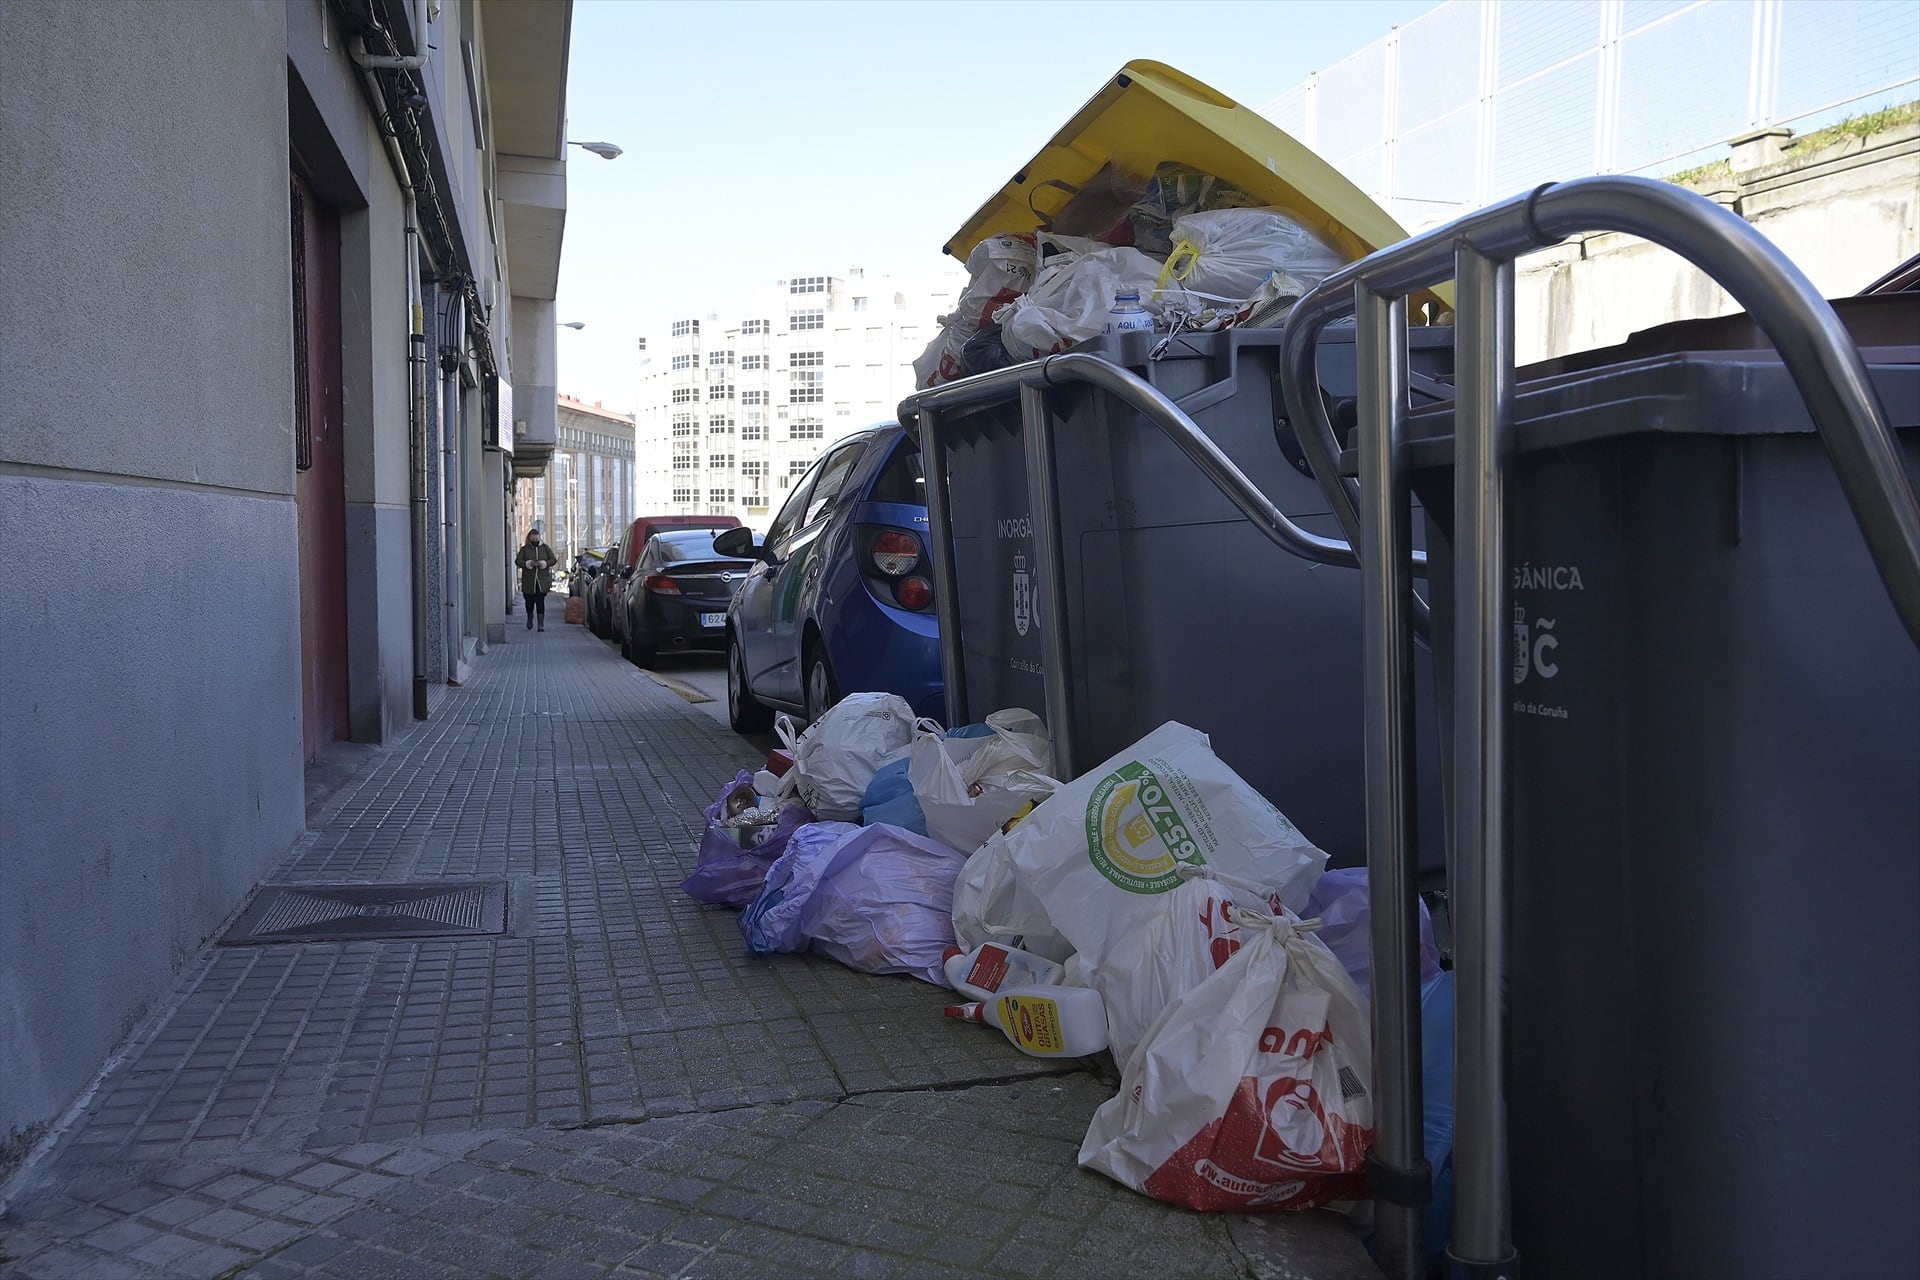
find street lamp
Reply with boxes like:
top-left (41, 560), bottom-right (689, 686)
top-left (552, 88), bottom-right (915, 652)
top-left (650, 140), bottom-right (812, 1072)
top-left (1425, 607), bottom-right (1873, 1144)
top-left (559, 321), bottom-right (586, 329)
top-left (567, 140), bottom-right (622, 160)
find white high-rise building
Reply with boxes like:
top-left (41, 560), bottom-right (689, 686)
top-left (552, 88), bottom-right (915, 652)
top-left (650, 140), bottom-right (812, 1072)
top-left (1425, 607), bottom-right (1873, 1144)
top-left (635, 267), bottom-right (963, 523)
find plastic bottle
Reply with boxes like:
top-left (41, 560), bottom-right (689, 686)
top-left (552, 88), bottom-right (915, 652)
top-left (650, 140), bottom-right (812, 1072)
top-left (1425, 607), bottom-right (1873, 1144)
top-left (942, 942), bottom-right (1066, 1000)
top-left (944, 985), bottom-right (1110, 1057)
top-left (1103, 290), bottom-right (1154, 337)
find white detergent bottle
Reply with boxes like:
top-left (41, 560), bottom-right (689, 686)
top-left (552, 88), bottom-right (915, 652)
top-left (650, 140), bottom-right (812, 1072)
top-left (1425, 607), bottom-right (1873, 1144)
top-left (944, 985), bottom-right (1109, 1057)
top-left (942, 942), bottom-right (1066, 1000)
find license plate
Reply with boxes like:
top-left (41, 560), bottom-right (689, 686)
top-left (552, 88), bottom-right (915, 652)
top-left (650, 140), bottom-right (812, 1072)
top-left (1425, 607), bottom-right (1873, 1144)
top-left (699, 612), bottom-right (726, 628)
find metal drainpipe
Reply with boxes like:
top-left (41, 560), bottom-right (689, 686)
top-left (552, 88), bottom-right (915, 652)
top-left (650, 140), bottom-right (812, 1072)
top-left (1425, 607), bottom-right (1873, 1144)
top-left (346, 40), bottom-right (434, 722)
top-left (441, 292), bottom-right (465, 676)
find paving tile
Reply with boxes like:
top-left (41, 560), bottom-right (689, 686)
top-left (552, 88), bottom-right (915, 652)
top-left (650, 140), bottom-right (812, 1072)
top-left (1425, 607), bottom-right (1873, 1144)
top-left (0, 631), bottom-right (1362, 1280)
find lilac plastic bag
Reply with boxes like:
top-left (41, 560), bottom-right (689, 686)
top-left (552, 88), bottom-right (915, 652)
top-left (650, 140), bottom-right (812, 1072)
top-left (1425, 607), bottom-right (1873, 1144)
top-left (681, 771), bottom-right (814, 908)
top-left (739, 822), bottom-right (969, 984)
top-left (1303, 866), bottom-right (1443, 1002)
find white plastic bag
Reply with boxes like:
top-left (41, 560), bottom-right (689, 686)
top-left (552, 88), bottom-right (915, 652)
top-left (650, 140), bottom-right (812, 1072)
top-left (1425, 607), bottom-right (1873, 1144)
top-left (1002, 721), bottom-right (1328, 969)
top-left (1079, 904), bottom-right (1374, 1211)
top-left (909, 709), bottom-right (1056, 855)
top-left (949, 829), bottom-right (1074, 963)
top-left (774, 693), bottom-right (925, 821)
top-left (1000, 245), bottom-right (1166, 360)
top-left (1155, 208), bottom-right (1345, 309)
top-left (1073, 873), bottom-right (1267, 1067)
top-left (914, 234), bottom-right (1040, 388)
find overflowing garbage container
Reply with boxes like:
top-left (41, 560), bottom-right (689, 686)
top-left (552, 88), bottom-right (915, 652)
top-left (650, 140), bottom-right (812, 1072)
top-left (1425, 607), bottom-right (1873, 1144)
top-left (930, 324), bottom-right (1454, 871)
top-left (1398, 302), bottom-right (1920, 1276)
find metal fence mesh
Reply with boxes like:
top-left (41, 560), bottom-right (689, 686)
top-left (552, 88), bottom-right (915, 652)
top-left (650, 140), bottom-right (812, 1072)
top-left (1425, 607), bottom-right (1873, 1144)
top-left (1264, 0), bottom-right (1920, 229)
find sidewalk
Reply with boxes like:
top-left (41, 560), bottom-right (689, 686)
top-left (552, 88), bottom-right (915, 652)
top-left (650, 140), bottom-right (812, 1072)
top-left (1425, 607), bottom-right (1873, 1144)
top-left (0, 620), bottom-right (1375, 1280)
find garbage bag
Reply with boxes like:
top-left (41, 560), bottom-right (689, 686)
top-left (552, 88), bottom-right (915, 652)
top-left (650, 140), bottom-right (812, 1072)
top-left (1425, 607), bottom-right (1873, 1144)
top-left (739, 822), bottom-right (969, 985)
top-left (1079, 902), bottom-right (1374, 1211)
top-left (774, 693), bottom-right (926, 821)
top-left (985, 721), bottom-right (1328, 972)
top-left (1074, 873), bottom-right (1270, 1068)
top-left (910, 709), bottom-right (1056, 856)
top-left (1155, 208), bottom-right (1344, 309)
top-left (913, 233), bottom-right (1039, 388)
top-left (1000, 245), bottom-right (1166, 361)
top-left (859, 756), bottom-right (925, 834)
top-left (950, 829), bottom-right (1074, 964)
top-left (681, 772), bottom-right (815, 908)
top-left (1302, 867), bottom-right (1444, 1002)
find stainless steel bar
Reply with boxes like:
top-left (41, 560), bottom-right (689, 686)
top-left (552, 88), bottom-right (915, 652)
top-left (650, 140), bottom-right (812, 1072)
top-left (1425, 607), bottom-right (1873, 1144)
top-left (1020, 383), bottom-right (1077, 780)
top-left (1281, 175), bottom-right (1920, 647)
top-left (900, 355), bottom-right (1361, 569)
top-left (1448, 247), bottom-right (1517, 1273)
top-left (1357, 286), bottom-right (1427, 1279)
top-left (913, 405), bottom-right (969, 727)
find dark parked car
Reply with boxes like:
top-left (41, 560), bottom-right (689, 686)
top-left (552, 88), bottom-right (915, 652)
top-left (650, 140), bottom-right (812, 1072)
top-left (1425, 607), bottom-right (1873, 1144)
top-left (719, 425), bottom-right (942, 731)
top-left (620, 530), bottom-right (758, 666)
top-left (590, 514), bottom-right (740, 641)
top-left (568, 546), bottom-right (610, 598)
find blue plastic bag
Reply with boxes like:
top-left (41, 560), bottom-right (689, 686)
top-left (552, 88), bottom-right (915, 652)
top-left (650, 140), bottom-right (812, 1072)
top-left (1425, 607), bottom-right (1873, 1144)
top-left (681, 772), bottom-right (815, 908)
top-left (860, 758), bottom-right (925, 834)
top-left (1303, 867), bottom-right (1443, 1001)
top-left (738, 822), bottom-right (862, 954)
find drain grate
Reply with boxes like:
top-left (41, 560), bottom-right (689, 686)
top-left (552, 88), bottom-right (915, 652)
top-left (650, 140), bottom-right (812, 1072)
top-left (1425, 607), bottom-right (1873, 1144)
top-left (221, 882), bottom-right (508, 944)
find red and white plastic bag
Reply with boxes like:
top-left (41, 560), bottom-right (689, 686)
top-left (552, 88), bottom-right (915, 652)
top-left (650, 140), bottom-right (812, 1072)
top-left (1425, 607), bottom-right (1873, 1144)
top-left (1079, 901), bottom-right (1374, 1212)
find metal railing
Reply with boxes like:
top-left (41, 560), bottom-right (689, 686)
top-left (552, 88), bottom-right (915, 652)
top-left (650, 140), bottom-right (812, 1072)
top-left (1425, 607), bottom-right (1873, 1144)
top-left (1279, 173), bottom-right (1920, 1279)
top-left (897, 350), bottom-right (1367, 781)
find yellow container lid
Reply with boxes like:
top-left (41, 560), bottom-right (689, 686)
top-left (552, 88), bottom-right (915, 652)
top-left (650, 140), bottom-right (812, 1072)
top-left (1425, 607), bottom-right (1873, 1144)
top-left (944, 60), bottom-right (1447, 312)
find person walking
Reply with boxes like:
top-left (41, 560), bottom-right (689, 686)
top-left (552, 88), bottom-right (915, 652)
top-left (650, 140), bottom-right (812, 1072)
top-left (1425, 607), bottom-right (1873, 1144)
top-left (516, 527), bottom-right (558, 631)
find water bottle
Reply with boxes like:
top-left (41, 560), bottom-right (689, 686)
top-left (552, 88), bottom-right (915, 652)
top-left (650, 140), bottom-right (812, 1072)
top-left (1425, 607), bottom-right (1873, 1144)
top-left (1103, 290), bottom-right (1154, 336)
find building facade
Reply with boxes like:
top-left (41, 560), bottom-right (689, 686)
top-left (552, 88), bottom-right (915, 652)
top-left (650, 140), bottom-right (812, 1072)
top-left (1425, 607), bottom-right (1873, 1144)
top-left (516, 395), bottom-right (636, 563)
top-left (634, 269), bottom-right (963, 522)
top-left (0, 0), bottom-right (571, 1174)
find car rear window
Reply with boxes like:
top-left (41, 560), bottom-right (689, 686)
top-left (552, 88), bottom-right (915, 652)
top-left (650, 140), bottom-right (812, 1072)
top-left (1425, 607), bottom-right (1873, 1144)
top-left (868, 438), bottom-right (924, 506)
top-left (656, 531), bottom-right (724, 563)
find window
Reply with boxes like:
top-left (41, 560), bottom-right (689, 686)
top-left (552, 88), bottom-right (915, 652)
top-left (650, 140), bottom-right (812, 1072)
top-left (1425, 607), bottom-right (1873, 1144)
top-left (707, 415), bottom-right (733, 433)
top-left (791, 350), bottom-right (824, 368)
top-left (710, 454), bottom-right (734, 470)
top-left (741, 319), bottom-right (769, 335)
top-left (671, 353), bottom-right (700, 370)
top-left (789, 276), bottom-right (827, 294)
top-left (673, 486), bottom-right (695, 504)
top-left (833, 402), bottom-right (851, 417)
top-left (853, 297), bottom-right (868, 312)
top-left (790, 371), bottom-right (824, 404)
top-left (789, 459), bottom-right (812, 477)
top-left (671, 387), bottom-right (697, 404)
top-left (742, 461), bottom-right (767, 480)
top-left (671, 414), bottom-right (696, 438)
top-left (741, 390), bottom-right (767, 406)
top-left (741, 354), bottom-right (767, 371)
top-left (672, 455), bottom-right (696, 471)
top-left (869, 438), bottom-right (924, 505)
top-left (671, 319), bottom-right (700, 337)
top-left (709, 349), bottom-right (734, 366)
top-left (708, 488), bottom-right (733, 504)
top-left (741, 415), bottom-right (765, 441)
top-left (790, 418), bottom-right (824, 440)
top-left (789, 308), bottom-right (824, 331)
top-left (707, 384), bottom-right (733, 401)
top-left (801, 443), bottom-right (864, 526)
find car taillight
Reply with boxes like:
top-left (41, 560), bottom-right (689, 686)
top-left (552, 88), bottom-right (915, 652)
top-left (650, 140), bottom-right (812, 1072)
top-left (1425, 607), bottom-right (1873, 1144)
top-left (644, 574), bottom-right (681, 595)
top-left (870, 530), bottom-right (920, 576)
top-left (894, 576), bottom-right (934, 611)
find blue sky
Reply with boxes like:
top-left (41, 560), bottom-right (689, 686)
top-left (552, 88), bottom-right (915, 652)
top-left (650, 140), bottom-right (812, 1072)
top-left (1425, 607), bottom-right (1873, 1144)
top-left (552, 0), bottom-right (1438, 408)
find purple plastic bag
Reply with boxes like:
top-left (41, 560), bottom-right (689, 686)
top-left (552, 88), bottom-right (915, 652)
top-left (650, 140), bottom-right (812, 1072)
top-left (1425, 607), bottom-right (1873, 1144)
top-left (681, 771), bottom-right (814, 908)
top-left (1303, 866), bottom-right (1443, 1001)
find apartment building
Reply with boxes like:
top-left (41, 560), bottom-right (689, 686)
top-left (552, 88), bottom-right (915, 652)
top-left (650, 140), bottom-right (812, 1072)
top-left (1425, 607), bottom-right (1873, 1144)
top-left (635, 268), bottom-right (963, 523)
top-left (516, 395), bottom-right (636, 564)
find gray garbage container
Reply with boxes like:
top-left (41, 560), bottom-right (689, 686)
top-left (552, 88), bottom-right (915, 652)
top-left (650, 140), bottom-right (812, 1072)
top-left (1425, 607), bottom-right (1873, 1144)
top-left (936, 324), bottom-right (1453, 871)
top-left (1402, 308), bottom-right (1920, 1277)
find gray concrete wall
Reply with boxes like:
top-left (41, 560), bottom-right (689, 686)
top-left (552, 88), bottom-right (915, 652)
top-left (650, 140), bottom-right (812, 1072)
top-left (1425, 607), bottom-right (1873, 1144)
top-left (0, 0), bottom-right (303, 1168)
top-left (1518, 122), bottom-right (1920, 364)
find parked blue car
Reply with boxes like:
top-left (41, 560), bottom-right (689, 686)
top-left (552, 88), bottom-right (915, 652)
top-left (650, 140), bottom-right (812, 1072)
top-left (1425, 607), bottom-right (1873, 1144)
top-left (716, 425), bottom-right (943, 731)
